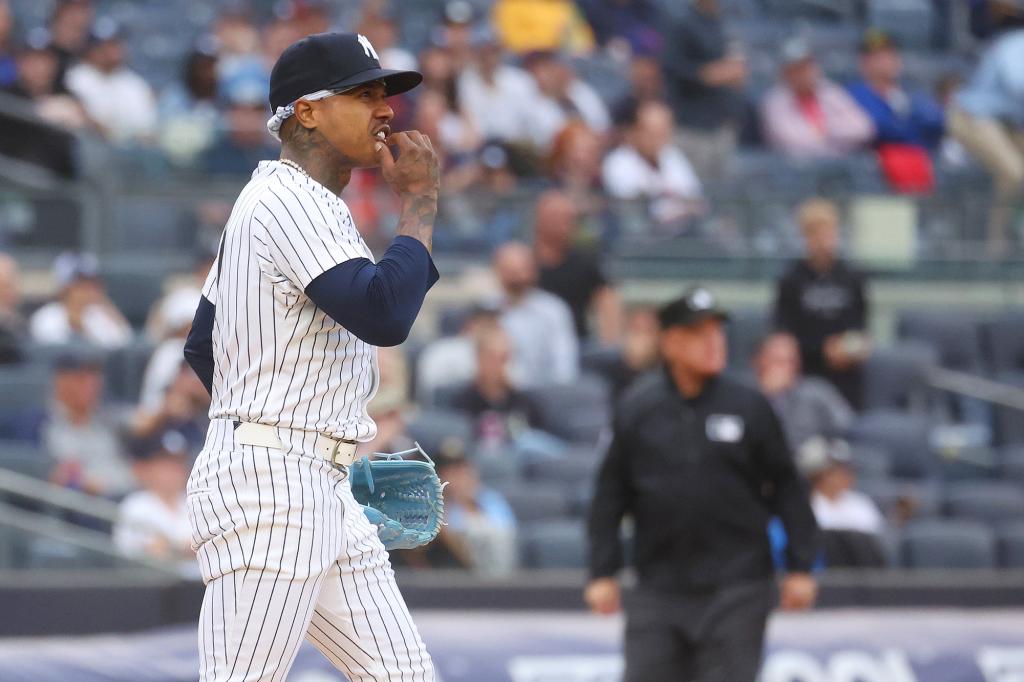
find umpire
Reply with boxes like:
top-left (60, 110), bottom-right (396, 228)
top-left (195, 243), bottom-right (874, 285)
top-left (585, 286), bottom-right (821, 682)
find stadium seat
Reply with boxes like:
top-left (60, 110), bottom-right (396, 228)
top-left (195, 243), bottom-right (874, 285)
top-left (997, 522), bottom-right (1024, 568)
top-left (944, 481), bottom-right (1024, 522)
top-left (492, 481), bottom-right (570, 524)
top-left (848, 444), bottom-right (892, 479)
top-left (0, 441), bottom-right (54, 480)
top-left (579, 345), bottom-right (624, 389)
top-left (99, 267), bottom-right (168, 329)
top-left (0, 365), bottom-right (51, 412)
top-left (991, 371), bottom-right (1024, 445)
top-left (862, 343), bottom-right (938, 412)
top-left (937, 446), bottom-right (999, 481)
top-left (979, 312), bottom-right (1024, 374)
top-left (523, 445), bottom-right (601, 484)
top-left (103, 339), bottom-right (155, 404)
top-left (405, 408), bottom-right (474, 456)
top-left (518, 519), bottom-right (586, 569)
top-left (849, 411), bottom-right (935, 478)
top-left (726, 309), bottom-right (771, 368)
top-left (896, 310), bottom-right (984, 372)
top-left (900, 519), bottom-right (996, 569)
top-left (1000, 446), bottom-right (1024, 481)
top-left (526, 374), bottom-right (611, 445)
top-left (858, 477), bottom-right (943, 520)
top-left (866, 0), bottom-right (934, 49)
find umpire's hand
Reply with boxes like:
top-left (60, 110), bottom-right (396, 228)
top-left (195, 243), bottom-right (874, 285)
top-left (584, 577), bottom-right (622, 615)
top-left (779, 572), bottom-right (818, 611)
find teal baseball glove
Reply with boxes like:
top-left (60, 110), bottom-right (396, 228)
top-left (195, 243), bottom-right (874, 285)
top-left (350, 444), bottom-right (446, 551)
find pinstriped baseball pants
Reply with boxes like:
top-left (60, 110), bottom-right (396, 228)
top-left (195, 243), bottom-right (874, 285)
top-left (186, 419), bottom-right (434, 682)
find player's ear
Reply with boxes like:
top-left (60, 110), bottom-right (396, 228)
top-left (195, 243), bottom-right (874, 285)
top-left (292, 99), bottom-right (318, 131)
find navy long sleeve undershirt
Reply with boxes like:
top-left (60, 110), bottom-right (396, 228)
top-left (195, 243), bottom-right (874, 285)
top-left (184, 235), bottom-right (439, 395)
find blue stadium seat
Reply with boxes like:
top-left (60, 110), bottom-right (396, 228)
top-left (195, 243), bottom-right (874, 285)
top-left (896, 310), bottom-right (984, 372)
top-left (937, 446), bottom-right (999, 481)
top-left (492, 481), bottom-right (570, 524)
top-left (866, 0), bottom-right (935, 49)
top-left (405, 408), bottom-right (474, 456)
top-left (100, 268), bottom-right (168, 329)
top-left (862, 343), bottom-right (938, 413)
top-left (849, 411), bottom-right (935, 478)
top-left (0, 365), bottom-right (51, 412)
top-left (518, 519), bottom-right (586, 569)
top-left (103, 339), bottom-right (156, 404)
top-left (0, 441), bottom-right (54, 480)
top-left (944, 481), bottom-right (1024, 523)
top-left (526, 374), bottom-right (611, 445)
top-left (1001, 446), bottom-right (1024, 481)
top-left (900, 519), bottom-right (996, 569)
top-left (523, 445), bottom-right (601, 484)
top-left (998, 522), bottom-right (1024, 568)
top-left (858, 477), bottom-right (943, 520)
top-left (848, 444), bottom-right (892, 479)
top-left (979, 312), bottom-right (1024, 374)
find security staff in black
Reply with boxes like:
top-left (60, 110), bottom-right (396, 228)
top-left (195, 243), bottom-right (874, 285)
top-left (585, 286), bottom-right (821, 682)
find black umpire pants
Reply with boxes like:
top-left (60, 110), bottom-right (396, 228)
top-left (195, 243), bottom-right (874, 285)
top-left (623, 579), bottom-right (775, 682)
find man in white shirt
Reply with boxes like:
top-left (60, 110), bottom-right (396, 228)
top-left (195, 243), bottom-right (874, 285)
top-left (114, 428), bottom-right (198, 577)
top-left (65, 19), bottom-right (157, 143)
top-left (798, 436), bottom-right (884, 536)
top-left (29, 252), bottom-right (132, 349)
top-left (523, 50), bottom-right (610, 148)
top-left (602, 99), bottom-right (704, 226)
top-left (457, 30), bottom-right (537, 144)
top-left (493, 242), bottom-right (578, 387)
top-left (416, 300), bottom-right (501, 402)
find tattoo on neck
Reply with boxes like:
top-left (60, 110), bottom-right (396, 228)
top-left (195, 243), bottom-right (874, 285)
top-left (280, 125), bottom-right (353, 196)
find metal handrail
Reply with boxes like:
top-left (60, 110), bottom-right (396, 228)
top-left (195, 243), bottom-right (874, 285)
top-left (0, 500), bottom-right (177, 575)
top-left (927, 366), bottom-right (1024, 412)
top-left (0, 468), bottom-right (119, 523)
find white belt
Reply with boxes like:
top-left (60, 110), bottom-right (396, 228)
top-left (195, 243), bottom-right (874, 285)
top-left (232, 421), bottom-right (358, 467)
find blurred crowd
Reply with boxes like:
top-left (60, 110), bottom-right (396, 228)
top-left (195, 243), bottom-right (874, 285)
top-left (1, 0), bottom-right (1024, 250)
top-left (0, 0), bottom-right (1023, 575)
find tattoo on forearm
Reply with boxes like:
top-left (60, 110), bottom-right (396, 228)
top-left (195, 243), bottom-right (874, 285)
top-left (396, 194), bottom-right (437, 252)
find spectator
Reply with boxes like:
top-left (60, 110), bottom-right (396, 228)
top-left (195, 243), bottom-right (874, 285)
top-left (46, 0), bottom-right (94, 88)
top-left (144, 252), bottom-right (213, 342)
top-left (546, 123), bottom-right (613, 243)
top-left (661, 0), bottom-right (747, 181)
top-left (493, 242), bottom-right (579, 387)
top-left (761, 38), bottom-right (874, 159)
top-left (797, 437), bottom-right (887, 568)
top-left (436, 0), bottom-right (475, 73)
top-left (846, 29), bottom-right (944, 192)
top-left (200, 74), bottom-right (277, 175)
top-left (158, 47), bottom-right (221, 165)
top-left (114, 428), bottom-right (197, 577)
top-left (491, 0), bottom-right (595, 55)
top-left (65, 19), bottom-right (158, 143)
top-left (261, 18), bottom-right (303, 70)
top-left (533, 190), bottom-right (622, 343)
top-left (0, 252), bottom-right (23, 364)
top-left (416, 301), bottom-right (500, 403)
top-left (753, 331), bottom-right (855, 451)
top-left (948, 21), bottom-right (1024, 253)
top-left (43, 351), bottom-right (135, 496)
top-left (396, 442), bottom-right (517, 574)
top-left (774, 199), bottom-right (870, 410)
top-left (356, 9), bottom-right (417, 72)
top-left (412, 87), bottom-right (480, 165)
top-left (457, 29), bottom-right (537, 146)
top-left (138, 288), bottom-right (200, 410)
top-left (611, 52), bottom-right (664, 126)
top-left (577, 0), bottom-right (662, 56)
top-left (29, 252), bottom-right (132, 349)
top-left (450, 325), bottom-right (543, 444)
top-left (606, 306), bottom-right (660, 397)
top-left (4, 40), bottom-right (90, 130)
top-left (128, 361), bottom-right (210, 455)
top-left (0, 0), bottom-right (16, 88)
top-left (522, 50), bottom-right (610, 148)
top-left (602, 99), bottom-right (704, 228)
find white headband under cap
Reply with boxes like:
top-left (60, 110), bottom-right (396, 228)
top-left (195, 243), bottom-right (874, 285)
top-left (266, 87), bottom-right (352, 141)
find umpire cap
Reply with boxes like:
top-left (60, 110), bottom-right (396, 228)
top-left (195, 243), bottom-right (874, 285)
top-left (269, 32), bottom-right (422, 111)
top-left (658, 286), bottom-right (730, 330)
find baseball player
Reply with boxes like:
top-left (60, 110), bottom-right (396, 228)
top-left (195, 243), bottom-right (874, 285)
top-left (183, 32), bottom-right (439, 681)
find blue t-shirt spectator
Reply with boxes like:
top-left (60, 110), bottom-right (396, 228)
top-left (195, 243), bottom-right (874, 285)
top-left (847, 79), bottom-right (945, 149)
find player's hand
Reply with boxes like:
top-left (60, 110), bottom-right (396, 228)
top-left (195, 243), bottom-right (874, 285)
top-left (376, 130), bottom-right (439, 201)
top-left (584, 577), bottom-right (622, 615)
top-left (779, 572), bottom-right (817, 611)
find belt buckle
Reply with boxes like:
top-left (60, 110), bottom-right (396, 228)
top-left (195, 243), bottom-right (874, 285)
top-left (330, 439), bottom-right (343, 466)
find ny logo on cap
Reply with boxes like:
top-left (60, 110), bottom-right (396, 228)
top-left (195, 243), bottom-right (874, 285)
top-left (689, 288), bottom-right (714, 310)
top-left (357, 34), bottom-right (379, 61)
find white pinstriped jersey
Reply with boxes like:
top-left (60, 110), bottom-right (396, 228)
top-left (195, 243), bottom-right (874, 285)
top-left (201, 160), bottom-right (379, 441)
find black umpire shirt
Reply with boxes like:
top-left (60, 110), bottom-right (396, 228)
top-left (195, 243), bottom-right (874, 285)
top-left (587, 369), bottom-right (820, 593)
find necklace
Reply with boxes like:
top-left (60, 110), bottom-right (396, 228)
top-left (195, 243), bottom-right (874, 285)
top-left (278, 158), bottom-right (309, 177)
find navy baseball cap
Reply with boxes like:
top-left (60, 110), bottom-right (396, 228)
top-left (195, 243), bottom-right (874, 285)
top-left (269, 32), bottom-right (422, 111)
top-left (658, 286), bottom-right (730, 330)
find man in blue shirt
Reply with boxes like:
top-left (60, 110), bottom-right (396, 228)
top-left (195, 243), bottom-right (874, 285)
top-left (846, 29), bottom-right (944, 151)
top-left (948, 4), bottom-right (1024, 253)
